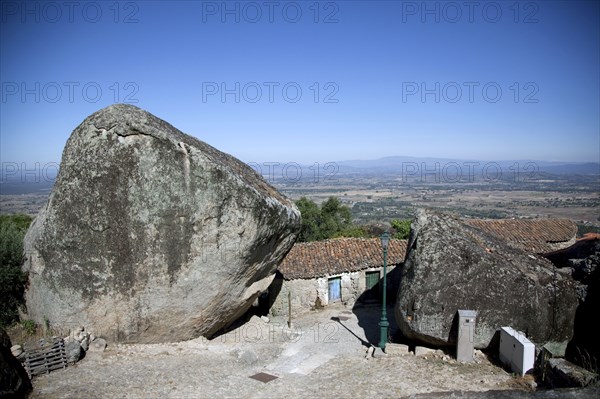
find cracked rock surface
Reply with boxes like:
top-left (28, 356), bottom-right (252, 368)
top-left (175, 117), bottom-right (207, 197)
top-left (23, 104), bottom-right (300, 343)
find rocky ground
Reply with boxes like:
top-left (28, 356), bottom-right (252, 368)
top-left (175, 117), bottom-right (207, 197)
top-left (21, 303), bottom-right (543, 398)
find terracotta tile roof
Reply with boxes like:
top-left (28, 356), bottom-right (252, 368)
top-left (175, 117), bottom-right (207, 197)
top-left (578, 232), bottom-right (600, 241)
top-left (279, 238), bottom-right (407, 280)
top-left (465, 218), bottom-right (577, 254)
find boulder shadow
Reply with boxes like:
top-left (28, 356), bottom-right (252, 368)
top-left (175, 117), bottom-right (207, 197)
top-left (330, 316), bottom-right (370, 348)
top-left (351, 265), bottom-right (404, 347)
top-left (208, 272), bottom-right (284, 340)
top-left (482, 329), bottom-right (508, 368)
top-left (351, 301), bottom-right (399, 347)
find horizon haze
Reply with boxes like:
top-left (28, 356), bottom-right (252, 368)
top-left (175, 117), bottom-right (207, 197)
top-left (1, 1), bottom-right (599, 167)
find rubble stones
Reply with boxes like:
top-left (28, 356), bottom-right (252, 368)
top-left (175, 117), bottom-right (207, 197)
top-left (89, 338), bottom-right (107, 353)
top-left (385, 343), bottom-right (409, 356)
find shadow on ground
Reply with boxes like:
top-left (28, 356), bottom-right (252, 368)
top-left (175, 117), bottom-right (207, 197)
top-left (349, 263), bottom-right (405, 346)
top-left (351, 302), bottom-right (400, 347)
top-left (330, 316), bottom-right (370, 348)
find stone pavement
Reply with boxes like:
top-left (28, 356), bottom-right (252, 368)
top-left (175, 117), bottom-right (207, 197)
top-left (27, 304), bottom-right (547, 398)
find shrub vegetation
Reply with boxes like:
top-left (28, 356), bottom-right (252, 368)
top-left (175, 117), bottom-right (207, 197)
top-left (0, 214), bottom-right (32, 327)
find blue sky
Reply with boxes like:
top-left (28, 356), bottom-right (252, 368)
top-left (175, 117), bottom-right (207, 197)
top-left (1, 0), bottom-right (599, 166)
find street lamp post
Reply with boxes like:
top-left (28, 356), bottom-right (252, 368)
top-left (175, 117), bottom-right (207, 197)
top-left (378, 232), bottom-right (390, 351)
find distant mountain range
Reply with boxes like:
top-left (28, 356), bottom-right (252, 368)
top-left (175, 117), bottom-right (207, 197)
top-left (334, 156), bottom-right (600, 176)
top-left (247, 156), bottom-right (599, 181)
top-left (1, 157), bottom-right (598, 196)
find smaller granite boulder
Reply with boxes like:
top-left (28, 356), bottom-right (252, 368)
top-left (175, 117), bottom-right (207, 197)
top-left (544, 358), bottom-right (599, 388)
top-left (65, 340), bottom-right (82, 364)
top-left (395, 209), bottom-right (579, 349)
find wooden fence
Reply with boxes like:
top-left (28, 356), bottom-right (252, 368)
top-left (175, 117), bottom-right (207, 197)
top-left (24, 337), bottom-right (68, 378)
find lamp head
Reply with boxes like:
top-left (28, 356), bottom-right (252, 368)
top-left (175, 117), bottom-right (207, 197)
top-left (380, 231), bottom-right (390, 250)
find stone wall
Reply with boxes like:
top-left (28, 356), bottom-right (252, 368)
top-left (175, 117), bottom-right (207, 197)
top-left (547, 237), bottom-right (577, 252)
top-left (269, 266), bottom-right (396, 317)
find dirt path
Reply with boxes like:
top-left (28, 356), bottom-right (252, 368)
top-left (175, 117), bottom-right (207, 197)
top-left (28, 304), bottom-right (523, 398)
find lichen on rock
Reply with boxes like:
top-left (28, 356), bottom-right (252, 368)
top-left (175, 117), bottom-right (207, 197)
top-left (23, 104), bottom-right (300, 343)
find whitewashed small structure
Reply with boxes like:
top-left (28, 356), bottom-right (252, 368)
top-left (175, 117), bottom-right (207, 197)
top-left (499, 326), bottom-right (535, 376)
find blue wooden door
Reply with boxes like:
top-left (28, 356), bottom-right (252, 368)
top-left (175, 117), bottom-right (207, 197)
top-left (328, 277), bottom-right (341, 302)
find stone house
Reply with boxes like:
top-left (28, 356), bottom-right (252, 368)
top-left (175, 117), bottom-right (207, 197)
top-left (465, 218), bottom-right (577, 254)
top-left (267, 238), bottom-right (407, 317)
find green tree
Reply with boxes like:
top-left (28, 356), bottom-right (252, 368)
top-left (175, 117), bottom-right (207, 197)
top-left (320, 197), bottom-right (352, 238)
top-left (295, 197), bottom-right (323, 242)
top-left (0, 214), bottom-right (33, 231)
top-left (391, 219), bottom-right (411, 240)
top-left (295, 197), bottom-right (356, 242)
top-left (0, 214), bottom-right (32, 327)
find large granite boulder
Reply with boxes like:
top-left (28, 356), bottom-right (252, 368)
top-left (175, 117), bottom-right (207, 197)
top-left (395, 209), bottom-right (578, 349)
top-left (545, 235), bottom-right (600, 372)
top-left (23, 104), bottom-right (300, 343)
top-left (545, 233), bottom-right (600, 284)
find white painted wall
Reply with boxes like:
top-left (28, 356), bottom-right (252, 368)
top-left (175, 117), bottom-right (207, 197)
top-left (499, 326), bottom-right (535, 376)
